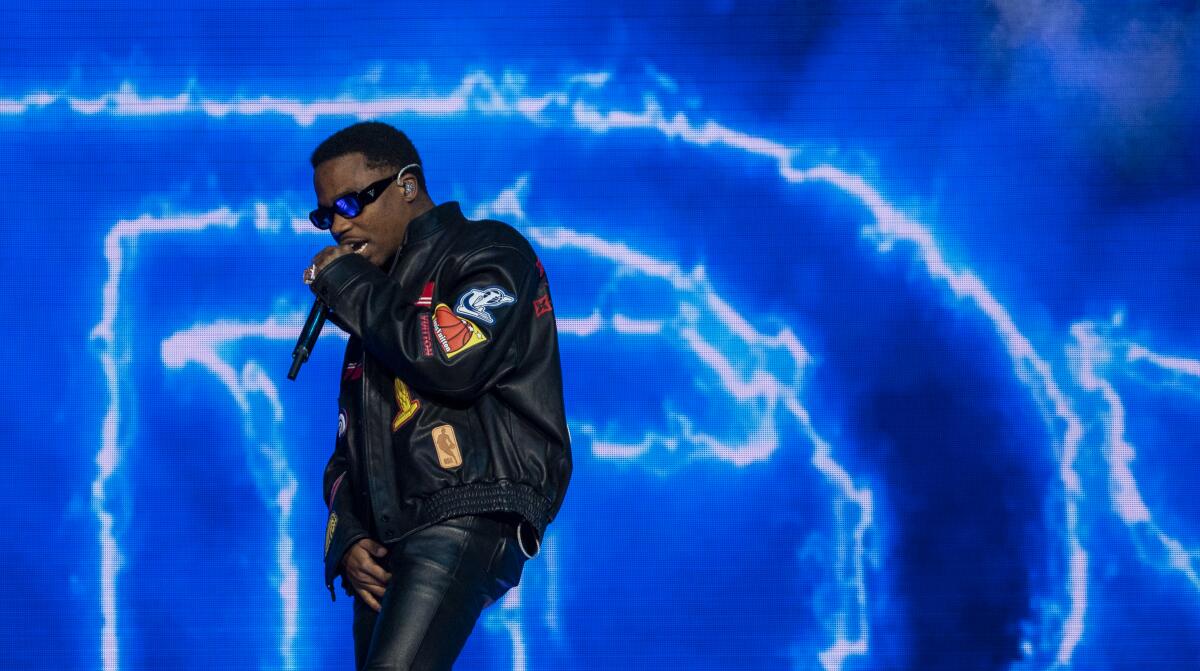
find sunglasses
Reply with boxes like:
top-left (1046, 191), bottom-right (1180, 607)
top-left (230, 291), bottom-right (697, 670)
top-left (308, 163), bottom-right (420, 230)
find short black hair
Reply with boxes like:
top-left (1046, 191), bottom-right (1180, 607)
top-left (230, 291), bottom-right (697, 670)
top-left (310, 121), bottom-right (426, 191)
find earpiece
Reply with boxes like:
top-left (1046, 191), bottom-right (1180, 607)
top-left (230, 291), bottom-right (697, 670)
top-left (396, 162), bottom-right (421, 198)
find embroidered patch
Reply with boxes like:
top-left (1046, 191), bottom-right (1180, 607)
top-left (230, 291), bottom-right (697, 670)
top-left (431, 304), bottom-right (488, 359)
top-left (328, 473), bottom-right (345, 509)
top-left (432, 424), bottom-right (463, 469)
top-left (420, 314), bottom-right (435, 357)
top-left (536, 259), bottom-right (545, 278)
top-left (454, 286), bottom-right (515, 325)
top-left (337, 409), bottom-right (347, 438)
top-left (392, 378), bottom-right (420, 431)
top-left (343, 362), bottom-right (363, 381)
top-left (533, 294), bottom-right (553, 317)
top-left (324, 512), bottom-right (338, 558)
top-left (415, 281), bottom-right (435, 307)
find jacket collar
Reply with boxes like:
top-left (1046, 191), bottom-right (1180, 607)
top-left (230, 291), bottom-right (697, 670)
top-left (387, 201), bottom-right (462, 273)
top-left (404, 201), bottom-right (462, 245)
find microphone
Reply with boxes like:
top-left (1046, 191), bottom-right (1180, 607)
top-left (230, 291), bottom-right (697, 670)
top-left (288, 300), bottom-right (329, 380)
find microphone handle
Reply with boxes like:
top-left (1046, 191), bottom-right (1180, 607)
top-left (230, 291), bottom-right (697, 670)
top-left (288, 300), bottom-right (329, 380)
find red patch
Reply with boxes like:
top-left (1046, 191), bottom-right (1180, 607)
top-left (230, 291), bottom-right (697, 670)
top-left (533, 294), bottom-right (553, 317)
top-left (536, 260), bottom-right (545, 278)
top-left (415, 281), bottom-right (435, 307)
top-left (343, 362), bottom-right (363, 381)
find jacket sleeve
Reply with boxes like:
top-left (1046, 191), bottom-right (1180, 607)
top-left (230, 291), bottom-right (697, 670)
top-left (322, 434), bottom-right (368, 599)
top-left (310, 245), bottom-right (537, 401)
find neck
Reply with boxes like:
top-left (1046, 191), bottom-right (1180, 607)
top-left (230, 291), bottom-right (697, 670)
top-left (408, 197), bottom-right (435, 221)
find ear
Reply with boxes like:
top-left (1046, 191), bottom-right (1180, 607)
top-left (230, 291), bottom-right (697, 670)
top-left (398, 174), bottom-right (418, 202)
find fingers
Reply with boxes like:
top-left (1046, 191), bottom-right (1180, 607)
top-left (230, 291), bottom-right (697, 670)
top-left (305, 245), bottom-right (353, 283)
top-left (353, 577), bottom-right (386, 601)
top-left (347, 565), bottom-right (387, 612)
top-left (356, 559), bottom-right (392, 586)
top-left (346, 560), bottom-right (387, 587)
top-left (346, 539), bottom-right (392, 585)
top-left (358, 540), bottom-right (392, 582)
top-left (355, 584), bottom-right (382, 613)
top-left (345, 538), bottom-right (393, 612)
top-left (311, 248), bottom-right (337, 272)
top-left (360, 538), bottom-right (389, 558)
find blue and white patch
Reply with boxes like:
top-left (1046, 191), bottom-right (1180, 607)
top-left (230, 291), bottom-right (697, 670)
top-left (454, 286), bottom-right (516, 325)
top-left (337, 409), bottom-right (347, 438)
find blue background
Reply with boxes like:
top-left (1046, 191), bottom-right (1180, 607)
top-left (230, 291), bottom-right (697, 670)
top-left (3, 1), bottom-right (1199, 669)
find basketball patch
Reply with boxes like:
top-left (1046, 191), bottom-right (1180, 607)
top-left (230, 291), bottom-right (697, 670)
top-left (432, 424), bottom-right (463, 469)
top-left (430, 304), bottom-right (487, 359)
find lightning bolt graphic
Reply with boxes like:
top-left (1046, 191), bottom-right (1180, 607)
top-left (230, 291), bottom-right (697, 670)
top-left (160, 312), bottom-right (318, 670)
top-left (90, 209), bottom-right (240, 671)
top-left (51, 68), bottom-right (1102, 667)
top-left (90, 203), bottom-right (331, 670)
top-left (1070, 321), bottom-right (1200, 589)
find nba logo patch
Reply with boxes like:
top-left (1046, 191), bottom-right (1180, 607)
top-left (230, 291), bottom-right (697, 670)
top-left (432, 424), bottom-right (463, 470)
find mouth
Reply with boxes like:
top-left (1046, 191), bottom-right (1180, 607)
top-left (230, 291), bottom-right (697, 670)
top-left (343, 239), bottom-right (370, 254)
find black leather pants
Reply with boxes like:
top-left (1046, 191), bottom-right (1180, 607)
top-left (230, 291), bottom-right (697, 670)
top-left (352, 515), bottom-right (527, 670)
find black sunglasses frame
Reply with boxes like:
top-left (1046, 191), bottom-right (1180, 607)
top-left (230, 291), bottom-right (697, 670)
top-left (309, 173), bottom-right (399, 230)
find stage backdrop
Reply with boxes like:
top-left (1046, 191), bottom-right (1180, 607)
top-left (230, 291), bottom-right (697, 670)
top-left (3, 1), bottom-right (1198, 669)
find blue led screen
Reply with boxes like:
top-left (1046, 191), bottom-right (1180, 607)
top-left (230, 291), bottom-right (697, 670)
top-left (4, 1), bottom-right (1200, 669)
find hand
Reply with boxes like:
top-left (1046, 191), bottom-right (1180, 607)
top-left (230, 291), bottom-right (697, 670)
top-left (342, 538), bottom-right (392, 611)
top-left (303, 242), bottom-right (363, 285)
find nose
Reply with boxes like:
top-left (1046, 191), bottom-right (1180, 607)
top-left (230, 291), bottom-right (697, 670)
top-left (329, 214), bottom-right (353, 241)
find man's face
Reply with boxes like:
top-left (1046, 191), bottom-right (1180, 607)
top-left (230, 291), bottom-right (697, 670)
top-left (313, 152), bottom-right (410, 268)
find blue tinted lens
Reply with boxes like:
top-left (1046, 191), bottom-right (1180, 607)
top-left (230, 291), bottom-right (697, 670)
top-left (309, 209), bottom-right (333, 230)
top-left (335, 195), bottom-right (362, 218)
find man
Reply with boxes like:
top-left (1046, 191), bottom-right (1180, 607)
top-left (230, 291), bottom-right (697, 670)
top-left (303, 121), bottom-right (572, 670)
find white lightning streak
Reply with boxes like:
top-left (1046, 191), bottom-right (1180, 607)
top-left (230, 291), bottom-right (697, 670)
top-left (484, 180), bottom-right (858, 659)
top-left (798, 165), bottom-right (1090, 667)
top-left (89, 208), bottom-right (239, 671)
top-left (90, 204), bottom-right (328, 670)
top-left (1127, 345), bottom-right (1200, 379)
top-left (161, 312), bottom-right (334, 670)
top-left (43, 68), bottom-right (1096, 666)
top-left (526, 222), bottom-right (871, 665)
top-left (1070, 323), bottom-right (1200, 589)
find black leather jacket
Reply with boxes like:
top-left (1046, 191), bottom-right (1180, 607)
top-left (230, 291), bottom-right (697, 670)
top-left (309, 202), bottom-right (572, 593)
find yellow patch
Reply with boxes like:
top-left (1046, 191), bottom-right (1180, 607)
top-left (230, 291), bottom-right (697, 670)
top-left (430, 304), bottom-right (488, 359)
top-left (432, 424), bottom-right (463, 470)
top-left (324, 512), bottom-right (338, 558)
top-left (392, 378), bottom-right (420, 431)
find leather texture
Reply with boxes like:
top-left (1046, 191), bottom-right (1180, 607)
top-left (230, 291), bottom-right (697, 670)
top-left (311, 201), bottom-right (571, 593)
top-left (353, 515), bottom-right (526, 670)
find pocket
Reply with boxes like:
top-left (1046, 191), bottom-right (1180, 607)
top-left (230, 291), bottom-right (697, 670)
top-left (486, 536), bottom-right (526, 599)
